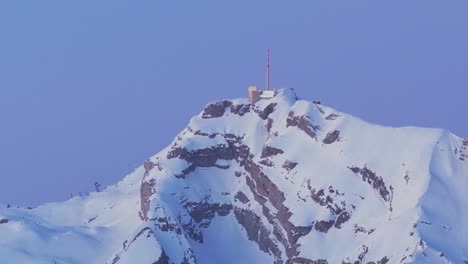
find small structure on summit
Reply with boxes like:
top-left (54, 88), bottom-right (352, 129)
top-left (248, 48), bottom-right (276, 103)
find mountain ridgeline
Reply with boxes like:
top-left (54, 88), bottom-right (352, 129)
top-left (0, 88), bottom-right (467, 263)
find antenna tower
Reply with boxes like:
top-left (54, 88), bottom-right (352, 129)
top-left (266, 48), bottom-right (270, 91)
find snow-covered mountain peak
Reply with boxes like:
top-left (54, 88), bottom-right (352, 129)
top-left (1, 88), bottom-right (467, 263)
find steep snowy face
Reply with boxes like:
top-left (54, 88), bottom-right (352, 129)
top-left (137, 89), bottom-right (468, 264)
top-left (0, 88), bottom-right (467, 264)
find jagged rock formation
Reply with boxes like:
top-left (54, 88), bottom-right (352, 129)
top-left (0, 88), bottom-right (467, 263)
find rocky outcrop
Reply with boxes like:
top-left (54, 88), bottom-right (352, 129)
top-left (290, 258), bottom-right (328, 264)
top-left (353, 224), bottom-right (375, 235)
top-left (314, 220), bottom-right (335, 233)
top-left (202, 100), bottom-right (232, 119)
top-left (348, 166), bottom-right (391, 203)
top-left (167, 143), bottom-right (237, 178)
top-left (140, 178), bottom-right (156, 221)
top-left (181, 201), bottom-right (233, 243)
top-left (325, 113), bottom-right (339, 120)
top-left (234, 191), bottom-right (250, 204)
top-left (257, 103), bottom-right (278, 120)
top-left (322, 130), bottom-right (340, 144)
top-left (286, 112), bottom-right (319, 140)
top-left (282, 160), bottom-right (298, 172)
top-left (184, 202), bottom-right (232, 224)
top-left (261, 145), bottom-right (284, 158)
top-left (230, 104), bottom-right (251, 116)
top-left (234, 207), bottom-right (282, 263)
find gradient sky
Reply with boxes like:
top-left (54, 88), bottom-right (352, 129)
top-left (1, 1), bottom-right (467, 206)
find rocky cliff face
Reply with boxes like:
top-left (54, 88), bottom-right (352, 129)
top-left (0, 88), bottom-right (467, 264)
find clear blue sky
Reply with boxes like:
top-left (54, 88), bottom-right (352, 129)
top-left (1, 1), bottom-right (467, 206)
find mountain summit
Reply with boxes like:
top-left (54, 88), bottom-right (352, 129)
top-left (1, 88), bottom-right (467, 263)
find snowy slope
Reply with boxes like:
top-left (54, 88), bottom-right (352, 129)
top-left (1, 88), bottom-right (467, 264)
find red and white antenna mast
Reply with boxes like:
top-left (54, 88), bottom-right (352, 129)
top-left (266, 48), bottom-right (270, 91)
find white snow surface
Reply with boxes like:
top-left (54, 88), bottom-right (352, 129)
top-left (0, 88), bottom-right (467, 263)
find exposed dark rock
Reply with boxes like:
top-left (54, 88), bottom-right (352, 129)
top-left (234, 191), bottom-right (250, 204)
top-left (184, 202), bottom-right (233, 223)
top-left (322, 130), bottom-right (340, 144)
top-left (111, 255), bottom-right (120, 264)
top-left (315, 104), bottom-right (325, 114)
top-left (154, 250), bottom-right (170, 264)
top-left (167, 143), bottom-right (238, 178)
top-left (171, 201), bottom-right (234, 243)
top-left (194, 130), bottom-right (220, 139)
top-left (234, 207), bottom-right (282, 262)
top-left (244, 158), bottom-right (286, 210)
top-left (261, 146), bottom-right (284, 159)
top-left (140, 178), bottom-right (156, 220)
top-left (404, 173), bottom-right (410, 184)
top-left (257, 205), bottom-right (310, 259)
top-left (276, 206), bottom-right (312, 244)
top-left (201, 100), bottom-right (232, 119)
top-left (144, 160), bottom-right (155, 172)
top-left (310, 188), bottom-right (332, 207)
top-left (260, 159), bottom-right (274, 167)
top-left (267, 118), bottom-right (274, 133)
top-left (389, 185), bottom-right (394, 212)
top-left (135, 227), bottom-right (155, 241)
top-left (286, 112), bottom-right (319, 140)
top-left (325, 113), bottom-right (340, 120)
top-left (168, 144), bottom-right (235, 163)
top-left (334, 211), bottom-right (351, 229)
top-left (163, 131), bottom-right (314, 262)
top-left (309, 183), bottom-right (345, 215)
top-left (463, 139), bottom-right (468, 146)
top-left (230, 104), bottom-right (251, 116)
top-left (308, 181), bottom-right (353, 233)
top-left (282, 160), bottom-right (298, 172)
top-left (181, 223), bottom-right (204, 243)
top-left (257, 103), bottom-right (278, 120)
top-left (377, 256), bottom-right (389, 264)
top-left (358, 245), bottom-right (369, 262)
top-left (224, 133), bottom-right (245, 141)
top-left (193, 130), bottom-right (246, 142)
top-left (314, 220), bottom-right (335, 233)
top-left (291, 258), bottom-right (328, 264)
top-left (0, 219), bottom-right (8, 224)
top-left (348, 166), bottom-right (391, 202)
top-left (235, 143), bottom-right (313, 261)
top-left (353, 224), bottom-right (375, 235)
top-left (245, 176), bottom-right (267, 204)
top-left (155, 216), bottom-right (182, 235)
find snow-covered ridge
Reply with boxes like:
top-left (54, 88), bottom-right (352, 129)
top-left (1, 88), bottom-right (467, 263)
